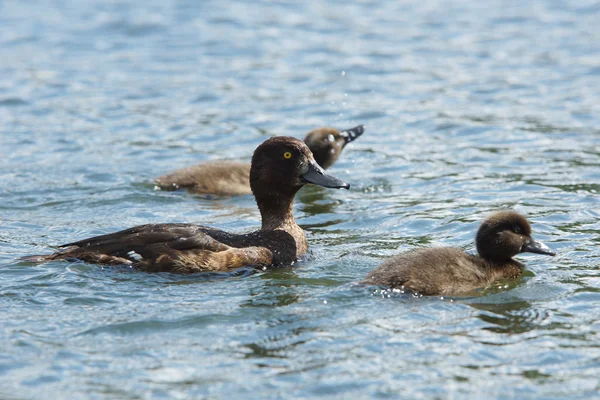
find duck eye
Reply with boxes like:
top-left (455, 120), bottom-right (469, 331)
top-left (283, 151), bottom-right (293, 159)
top-left (514, 226), bottom-right (521, 234)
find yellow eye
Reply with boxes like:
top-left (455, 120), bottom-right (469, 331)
top-left (283, 151), bottom-right (292, 159)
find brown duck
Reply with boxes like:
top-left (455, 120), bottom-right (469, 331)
top-left (24, 137), bottom-right (349, 273)
top-left (362, 211), bottom-right (555, 296)
top-left (155, 125), bottom-right (364, 196)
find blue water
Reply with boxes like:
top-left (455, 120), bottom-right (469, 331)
top-left (1, 0), bottom-right (600, 398)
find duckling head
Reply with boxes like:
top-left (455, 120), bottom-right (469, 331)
top-left (475, 210), bottom-right (555, 263)
top-left (250, 136), bottom-right (350, 198)
top-left (303, 125), bottom-right (364, 169)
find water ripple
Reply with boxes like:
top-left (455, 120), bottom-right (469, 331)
top-left (1, 0), bottom-right (600, 398)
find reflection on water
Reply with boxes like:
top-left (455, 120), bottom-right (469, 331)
top-left (469, 300), bottom-right (544, 335)
top-left (297, 186), bottom-right (341, 217)
top-left (242, 270), bottom-right (302, 309)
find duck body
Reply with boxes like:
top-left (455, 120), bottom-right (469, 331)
top-left (37, 222), bottom-right (305, 273)
top-left (363, 247), bottom-right (523, 296)
top-left (25, 137), bottom-right (349, 273)
top-left (362, 211), bottom-right (555, 296)
top-left (155, 125), bottom-right (363, 196)
top-left (156, 161), bottom-right (251, 195)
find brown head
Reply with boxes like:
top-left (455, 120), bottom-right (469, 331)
top-left (250, 136), bottom-right (349, 200)
top-left (475, 210), bottom-right (555, 263)
top-left (303, 125), bottom-right (364, 169)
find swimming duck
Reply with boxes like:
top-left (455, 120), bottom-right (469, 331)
top-left (362, 211), bottom-right (555, 296)
top-left (155, 125), bottom-right (364, 196)
top-left (24, 137), bottom-right (349, 273)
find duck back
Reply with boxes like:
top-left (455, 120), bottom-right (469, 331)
top-left (28, 222), bottom-right (305, 273)
top-left (155, 161), bottom-right (251, 196)
top-left (362, 247), bottom-right (522, 296)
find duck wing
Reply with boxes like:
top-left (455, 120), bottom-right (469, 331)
top-left (60, 223), bottom-right (219, 253)
top-left (37, 223), bottom-right (273, 273)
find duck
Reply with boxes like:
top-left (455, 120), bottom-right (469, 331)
top-left (155, 125), bottom-right (364, 196)
top-left (23, 137), bottom-right (349, 273)
top-left (361, 211), bottom-right (555, 296)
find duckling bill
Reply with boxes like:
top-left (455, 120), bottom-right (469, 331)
top-left (23, 137), bottom-right (349, 273)
top-left (362, 211), bottom-right (555, 296)
top-left (155, 125), bottom-right (364, 196)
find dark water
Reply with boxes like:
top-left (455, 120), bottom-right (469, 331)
top-left (1, 0), bottom-right (600, 398)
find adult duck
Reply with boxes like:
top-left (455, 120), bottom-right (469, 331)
top-left (24, 137), bottom-right (349, 273)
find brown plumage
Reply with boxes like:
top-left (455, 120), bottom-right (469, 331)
top-left (23, 137), bottom-right (349, 273)
top-left (155, 161), bottom-right (250, 196)
top-left (302, 125), bottom-right (364, 169)
top-left (155, 125), bottom-right (364, 195)
top-left (362, 211), bottom-right (556, 296)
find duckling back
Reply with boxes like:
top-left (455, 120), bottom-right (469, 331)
top-left (155, 161), bottom-right (251, 196)
top-left (362, 248), bottom-right (498, 296)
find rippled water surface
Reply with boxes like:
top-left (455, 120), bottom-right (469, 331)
top-left (2, 0), bottom-right (600, 398)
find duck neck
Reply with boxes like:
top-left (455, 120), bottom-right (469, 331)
top-left (482, 257), bottom-right (524, 278)
top-left (255, 192), bottom-right (297, 231)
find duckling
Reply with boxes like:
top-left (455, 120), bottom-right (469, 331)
top-left (23, 137), bottom-right (349, 273)
top-left (362, 211), bottom-right (555, 296)
top-left (155, 125), bottom-right (364, 196)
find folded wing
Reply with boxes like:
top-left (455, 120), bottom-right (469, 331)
top-left (28, 223), bottom-right (272, 273)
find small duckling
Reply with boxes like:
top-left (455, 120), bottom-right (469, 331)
top-left (362, 211), bottom-right (555, 296)
top-left (24, 137), bottom-right (349, 273)
top-left (155, 125), bottom-right (364, 196)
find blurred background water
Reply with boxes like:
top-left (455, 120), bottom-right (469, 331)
top-left (1, 0), bottom-right (600, 398)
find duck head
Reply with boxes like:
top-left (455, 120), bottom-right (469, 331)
top-left (475, 210), bottom-right (555, 263)
top-left (250, 136), bottom-right (350, 198)
top-left (303, 125), bottom-right (364, 169)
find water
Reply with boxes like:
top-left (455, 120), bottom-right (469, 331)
top-left (1, 0), bottom-right (600, 398)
